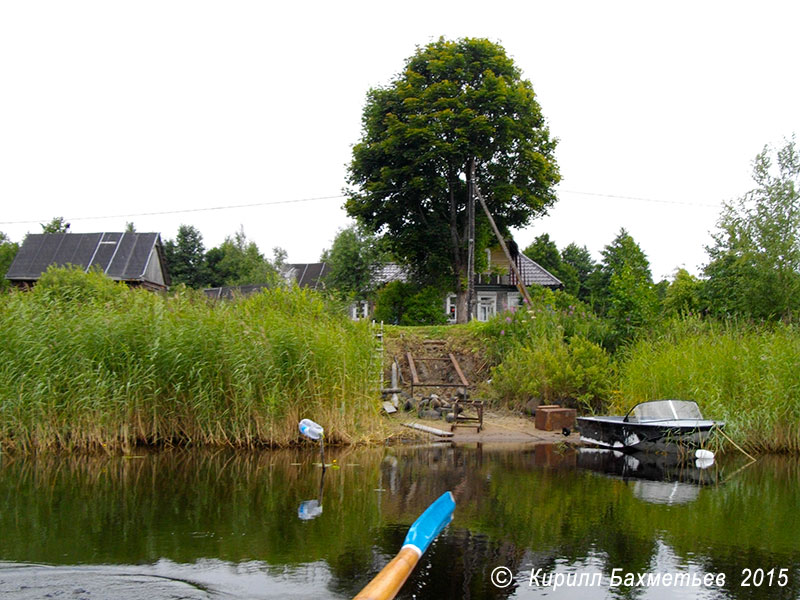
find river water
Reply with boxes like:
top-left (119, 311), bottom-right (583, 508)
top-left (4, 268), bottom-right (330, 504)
top-left (0, 443), bottom-right (798, 599)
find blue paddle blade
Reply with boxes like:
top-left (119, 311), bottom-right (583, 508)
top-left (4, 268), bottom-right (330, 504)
top-left (403, 491), bottom-right (455, 555)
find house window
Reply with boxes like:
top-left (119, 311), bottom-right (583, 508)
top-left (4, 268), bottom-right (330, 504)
top-left (507, 292), bottom-right (523, 310)
top-left (350, 300), bottom-right (369, 320)
top-left (446, 295), bottom-right (457, 323)
top-left (476, 294), bottom-right (497, 322)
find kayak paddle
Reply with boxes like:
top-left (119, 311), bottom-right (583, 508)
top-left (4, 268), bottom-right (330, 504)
top-left (353, 491), bottom-right (455, 600)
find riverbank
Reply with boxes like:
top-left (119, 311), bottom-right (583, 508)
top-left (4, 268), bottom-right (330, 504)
top-left (0, 269), bottom-right (384, 452)
top-left (2, 268), bottom-right (798, 455)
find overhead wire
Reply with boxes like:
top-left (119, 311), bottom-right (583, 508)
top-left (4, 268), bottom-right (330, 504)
top-left (0, 187), bottom-right (721, 226)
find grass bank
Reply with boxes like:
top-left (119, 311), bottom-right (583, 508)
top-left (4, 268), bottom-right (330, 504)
top-left (0, 267), bottom-right (383, 452)
top-left (616, 317), bottom-right (800, 454)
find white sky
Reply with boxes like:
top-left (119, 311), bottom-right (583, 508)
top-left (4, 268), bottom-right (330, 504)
top-left (1, 1), bottom-right (798, 281)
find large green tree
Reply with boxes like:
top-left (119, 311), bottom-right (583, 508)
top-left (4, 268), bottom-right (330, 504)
top-left (346, 37), bottom-right (560, 322)
top-left (704, 137), bottom-right (800, 320)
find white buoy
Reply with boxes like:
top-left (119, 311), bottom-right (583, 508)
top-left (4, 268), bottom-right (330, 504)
top-left (695, 448), bottom-right (715, 469)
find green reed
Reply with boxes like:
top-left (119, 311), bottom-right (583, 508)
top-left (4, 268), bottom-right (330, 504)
top-left (617, 316), bottom-right (800, 454)
top-left (0, 267), bottom-right (384, 452)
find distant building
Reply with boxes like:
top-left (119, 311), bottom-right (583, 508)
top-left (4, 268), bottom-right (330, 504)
top-left (282, 263), bottom-right (328, 290)
top-left (5, 232), bottom-right (171, 291)
top-left (286, 242), bottom-right (562, 322)
top-left (446, 245), bottom-right (562, 322)
top-left (203, 283), bottom-right (272, 300)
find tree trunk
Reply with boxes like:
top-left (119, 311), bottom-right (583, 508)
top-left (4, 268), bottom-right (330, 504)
top-left (447, 173), bottom-right (470, 324)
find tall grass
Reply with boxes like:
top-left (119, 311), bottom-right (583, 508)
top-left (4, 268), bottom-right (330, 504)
top-left (0, 267), bottom-right (383, 452)
top-left (617, 317), bottom-right (800, 454)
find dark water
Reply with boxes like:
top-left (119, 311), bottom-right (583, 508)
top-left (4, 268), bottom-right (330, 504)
top-left (0, 443), bottom-right (798, 599)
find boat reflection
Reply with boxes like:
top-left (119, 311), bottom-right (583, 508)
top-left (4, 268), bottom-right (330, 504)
top-left (576, 447), bottom-right (723, 505)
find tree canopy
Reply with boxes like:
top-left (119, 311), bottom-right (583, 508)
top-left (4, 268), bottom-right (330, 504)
top-left (346, 37), bottom-right (560, 321)
top-left (164, 225), bottom-right (281, 289)
top-left (704, 136), bottom-right (800, 320)
top-left (41, 217), bottom-right (70, 233)
top-left (320, 223), bottom-right (390, 298)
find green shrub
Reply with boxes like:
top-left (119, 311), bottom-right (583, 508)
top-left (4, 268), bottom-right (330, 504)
top-left (32, 264), bottom-right (127, 305)
top-left (479, 287), bottom-right (611, 361)
top-left (488, 335), bottom-right (614, 413)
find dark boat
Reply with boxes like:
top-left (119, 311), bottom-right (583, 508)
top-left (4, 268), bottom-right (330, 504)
top-left (576, 399), bottom-right (723, 453)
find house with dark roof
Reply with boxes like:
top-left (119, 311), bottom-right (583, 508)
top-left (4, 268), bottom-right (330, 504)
top-left (282, 263), bottom-right (328, 290)
top-left (447, 245), bottom-right (562, 322)
top-left (5, 232), bottom-right (171, 291)
top-left (285, 239), bottom-right (561, 322)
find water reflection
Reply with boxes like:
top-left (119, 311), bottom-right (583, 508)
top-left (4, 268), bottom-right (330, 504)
top-left (0, 445), bottom-right (798, 599)
top-left (576, 448), bottom-right (723, 505)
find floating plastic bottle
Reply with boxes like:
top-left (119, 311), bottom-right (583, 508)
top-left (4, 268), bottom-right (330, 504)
top-left (299, 419), bottom-right (324, 441)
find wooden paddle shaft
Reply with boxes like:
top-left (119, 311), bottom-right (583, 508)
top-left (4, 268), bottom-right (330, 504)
top-left (353, 546), bottom-right (421, 600)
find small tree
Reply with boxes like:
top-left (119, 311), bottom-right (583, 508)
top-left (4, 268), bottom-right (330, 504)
top-left (523, 234), bottom-right (562, 275)
top-left (320, 224), bottom-right (389, 298)
top-left (164, 225), bottom-right (208, 288)
top-left (41, 217), bottom-right (70, 233)
top-left (592, 230), bottom-right (657, 345)
top-left (663, 268), bottom-right (704, 316)
top-left (206, 228), bottom-right (279, 287)
top-left (0, 232), bottom-right (20, 291)
top-left (561, 243), bottom-right (597, 303)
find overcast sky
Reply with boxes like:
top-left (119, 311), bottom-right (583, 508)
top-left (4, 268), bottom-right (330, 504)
top-left (2, 1), bottom-right (798, 281)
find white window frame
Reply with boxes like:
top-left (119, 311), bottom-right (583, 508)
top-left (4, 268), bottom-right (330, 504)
top-left (350, 300), bottom-right (369, 320)
top-left (446, 295), bottom-right (458, 323)
top-left (476, 293), bottom-right (497, 322)
top-left (507, 292), bottom-right (523, 311)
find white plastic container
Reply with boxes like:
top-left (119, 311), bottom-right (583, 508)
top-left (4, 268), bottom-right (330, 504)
top-left (299, 419), bottom-right (324, 441)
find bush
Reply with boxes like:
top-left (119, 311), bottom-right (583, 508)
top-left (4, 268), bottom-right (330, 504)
top-left (478, 287), bottom-right (611, 361)
top-left (32, 264), bottom-right (127, 305)
top-left (488, 335), bottom-right (614, 413)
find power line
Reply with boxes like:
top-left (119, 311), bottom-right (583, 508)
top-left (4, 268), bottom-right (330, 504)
top-left (0, 187), bottom-right (722, 227)
top-left (559, 189), bottom-right (720, 209)
top-left (0, 193), bottom-right (348, 226)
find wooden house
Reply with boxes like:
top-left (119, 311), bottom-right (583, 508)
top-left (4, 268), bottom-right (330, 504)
top-left (5, 232), bottom-right (171, 291)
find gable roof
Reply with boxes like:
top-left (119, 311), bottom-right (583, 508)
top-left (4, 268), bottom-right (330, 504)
top-left (283, 263), bottom-right (328, 289)
top-left (516, 253), bottom-right (562, 288)
top-left (5, 232), bottom-right (170, 288)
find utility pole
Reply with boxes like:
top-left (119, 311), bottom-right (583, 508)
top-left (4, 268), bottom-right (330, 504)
top-left (474, 180), bottom-right (534, 308)
top-left (465, 160), bottom-right (476, 322)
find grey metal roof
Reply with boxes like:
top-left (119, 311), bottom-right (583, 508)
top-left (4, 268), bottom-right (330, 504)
top-left (517, 253), bottom-right (562, 288)
top-left (284, 263), bottom-right (328, 289)
top-left (5, 232), bottom-right (169, 286)
top-left (374, 263), bottom-right (409, 285)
